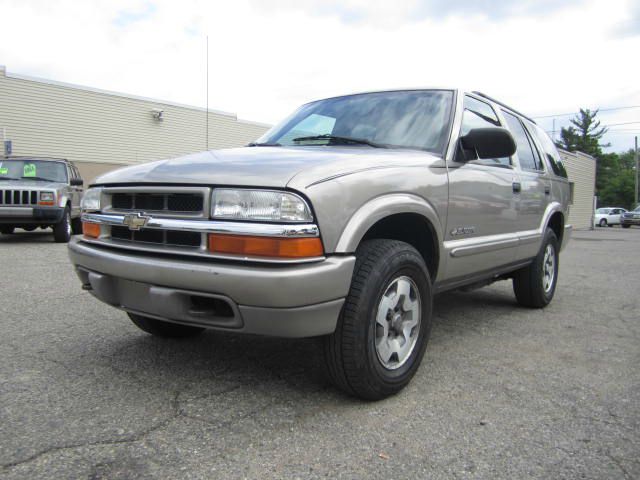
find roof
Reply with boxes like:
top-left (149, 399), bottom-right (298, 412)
top-left (1, 156), bottom-right (70, 163)
top-left (0, 65), bottom-right (271, 129)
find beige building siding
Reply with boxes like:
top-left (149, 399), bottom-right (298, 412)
top-left (0, 65), bottom-right (269, 182)
top-left (560, 149), bottom-right (596, 230)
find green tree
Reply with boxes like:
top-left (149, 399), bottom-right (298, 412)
top-left (557, 109), bottom-right (610, 157)
top-left (556, 109), bottom-right (626, 199)
top-left (596, 149), bottom-right (637, 209)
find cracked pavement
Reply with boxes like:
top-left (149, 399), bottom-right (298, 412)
top-left (1, 227), bottom-right (639, 479)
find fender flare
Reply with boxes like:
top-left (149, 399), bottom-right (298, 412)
top-left (335, 193), bottom-right (443, 253)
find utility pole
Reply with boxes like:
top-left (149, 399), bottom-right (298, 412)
top-left (635, 136), bottom-right (639, 207)
top-left (206, 35), bottom-right (209, 151)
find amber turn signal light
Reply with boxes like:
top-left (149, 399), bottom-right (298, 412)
top-left (82, 222), bottom-right (100, 238)
top-left (208, 234), bottom-right (323, 258)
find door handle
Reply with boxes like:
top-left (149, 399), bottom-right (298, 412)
top-left (544, 185), bottom-right (551, 195)
top-left (512, 182), bottom-right (521, 193)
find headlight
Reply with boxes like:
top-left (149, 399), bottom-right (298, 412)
top-left (81, 188), bottom-right (102, 212)
top-left (211, 189), bottom-right (313, 222)
top-left (39, 192), bottom-right (54, 202)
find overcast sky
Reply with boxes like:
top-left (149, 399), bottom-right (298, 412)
top-left (1, 0), bottom-right (639, 152)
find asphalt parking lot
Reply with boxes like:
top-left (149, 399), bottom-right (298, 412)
top-left (1, 228), bottom-right (639, 479)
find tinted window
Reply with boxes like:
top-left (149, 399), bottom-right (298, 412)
top-left (531, 123), bottom-right (568, 178)
top-left (258, 90), bottom-right (454, 154)
top-left (503, 111), bottom-right (540, 171)
top-left (459, 96), bottom-right (510, 166)
top-left (523, 120), bottom-right (545, 171)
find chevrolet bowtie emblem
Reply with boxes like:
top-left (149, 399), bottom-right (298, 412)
top-left (122, 212), bottom-right (150, 231)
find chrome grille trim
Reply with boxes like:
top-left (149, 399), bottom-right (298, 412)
top-left (82, 213), bottom-right (320, 238)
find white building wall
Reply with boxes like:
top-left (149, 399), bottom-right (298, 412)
top-left (560, 149), bottom-right (596, 230)
top-left (0, 65), bottom-right (269, 182)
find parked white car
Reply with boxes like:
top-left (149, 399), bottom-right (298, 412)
top-left (594, 207), bottom-right (627, 227)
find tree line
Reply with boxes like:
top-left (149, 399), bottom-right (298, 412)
top-left (556, 109), bottom-right (637, 209)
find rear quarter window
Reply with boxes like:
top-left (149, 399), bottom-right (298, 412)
top-left (531, 124), bottom-right (568, 178)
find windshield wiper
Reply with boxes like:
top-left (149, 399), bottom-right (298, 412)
top-left (292, 134), bottom-right (387, 148)
top-left (247, 142), bottom-right (281, 147)
top-left (21, 176), bottom-right (56, 182)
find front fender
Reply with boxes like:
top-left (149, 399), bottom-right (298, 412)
top-left (57, 190), bottom-right (71, 208)
top-left (335, 193), bottom-right (444, 253)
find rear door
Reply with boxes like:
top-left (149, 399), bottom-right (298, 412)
top-left (500, 111), bottom-right (550, 261)
top-left (444, 95), bottom-right (520, 281)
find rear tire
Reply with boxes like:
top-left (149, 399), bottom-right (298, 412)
top-left (53, 207), bottom-right (72, 243)
top-left (599, 219), bottom-right (607, 227)
top-left (622, 224), bottom-right (631, 229)
top-left (128, 313), bottom-right (205, 338)
top-left (513, 228), bottom-right (559, 308)
top-left (0, 226), bottom-right (15, 235)
top-left (323, 239), bottom-right (432, 400)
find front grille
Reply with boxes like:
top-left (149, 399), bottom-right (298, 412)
top-left (110, 192), bottom-right (204, 214)
top-left (0, 189), bottom-right (39, 206)
top-left (111, 226), bottom-right (202, 248)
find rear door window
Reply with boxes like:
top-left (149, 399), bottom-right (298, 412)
top-left (502, 111), bottom-right (541, 172)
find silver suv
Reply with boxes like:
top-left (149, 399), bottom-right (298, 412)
top-left (0, 157), bottom-right (84, 242)
top-left (69, 89), bottom-right (572, 399)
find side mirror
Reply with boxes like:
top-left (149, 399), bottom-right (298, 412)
top-left (70, 178), bottom-right (84, 186)
top-left (459, 128), bottom-right (516, 160)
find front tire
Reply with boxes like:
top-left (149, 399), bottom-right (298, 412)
top-left (71, 216), bottom-right (83, 235)
top-left (622, 224), bottom-right (631, 229)
top-left (0, 226), bottom-right (15, 235)
top-left (53, 207), bottom-right (72, 243)
top-left (323, 239), bottom-right (432, 400)
top-left (513, 228), bottom-right (559, 308)
top-left (127, 313), bottom-right (205, 338)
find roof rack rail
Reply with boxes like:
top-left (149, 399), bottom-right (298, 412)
top-left (472, 91), bottom-right (537, 124)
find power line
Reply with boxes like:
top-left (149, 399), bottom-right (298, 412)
top-left (605, 121), bottom-right (640, 127)
top-left (532, 105), bottom-right (640, 119)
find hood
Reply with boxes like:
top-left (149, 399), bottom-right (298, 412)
top-left (0, 180), bottom-right (64, 190)
top-left (94, 146), bottom-right (441, 189)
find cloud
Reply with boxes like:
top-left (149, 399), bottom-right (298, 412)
top-left (112, 2), bottom-right (157, 28)
top-left (0, 0), bottom-right (638, 152)
top-left (248, 0), bottom-right (585, 26)
top-left (612, 2), bottom-right (640, 36)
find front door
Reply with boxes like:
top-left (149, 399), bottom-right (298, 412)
top-left (444, 95), bottom-right (520, 281)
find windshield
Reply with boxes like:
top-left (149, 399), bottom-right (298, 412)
top-left (0, 160), bottom-right (68, 182)
top-left (256, 90), bottom-right (455, 154)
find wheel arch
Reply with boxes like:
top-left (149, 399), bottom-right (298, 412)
top-left (547, 210), bottom-right (564, 246)
top-left (335, 194), bottom-right (443, 281)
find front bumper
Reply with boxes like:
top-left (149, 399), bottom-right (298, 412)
top-left (68, 238), bottom-right (355, 337)
top-left (621, 217), bottom-right (640, 225)
top-left (0, 206), bottom-right (64, 224)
